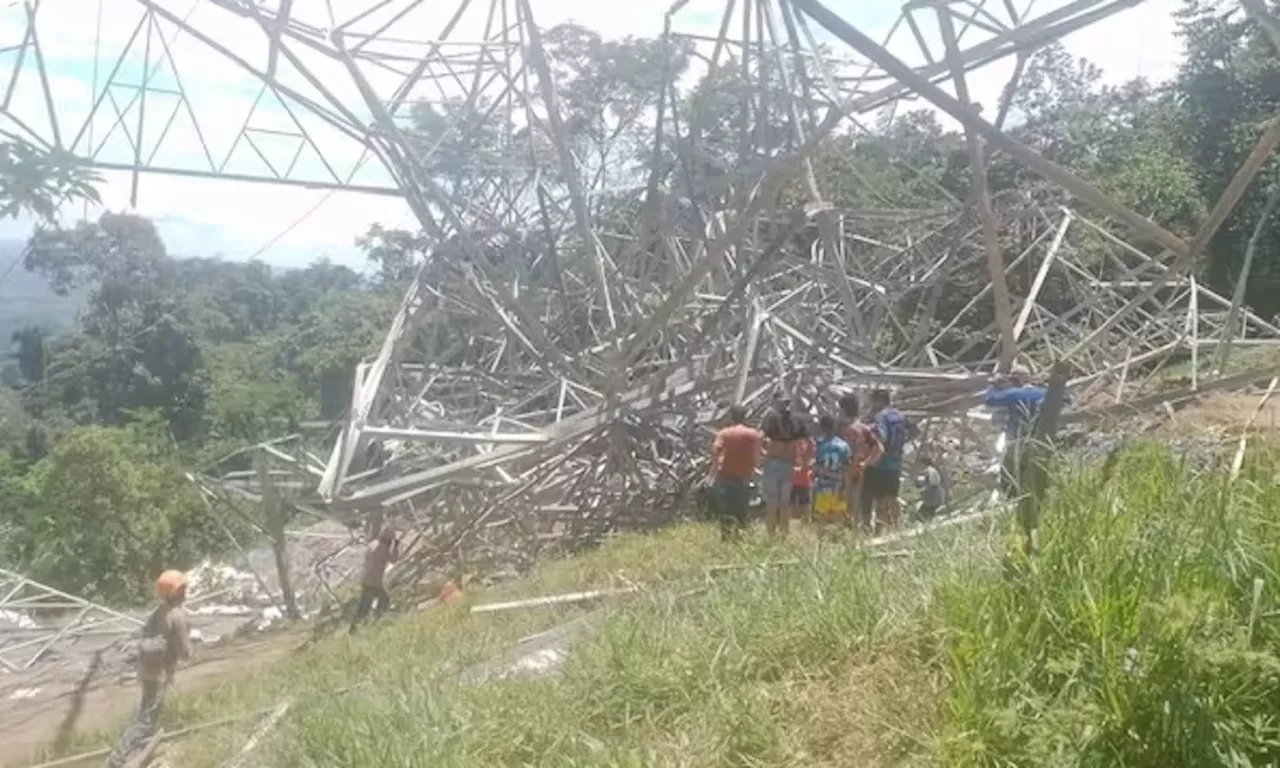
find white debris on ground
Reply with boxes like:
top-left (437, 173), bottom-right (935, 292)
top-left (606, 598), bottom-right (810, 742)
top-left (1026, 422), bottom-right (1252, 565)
top-left (7, 687), bottom-right (40, 700)
top-left (510, 648), bottom-right (567, 676)
top-left (0, 609), bottom-right (38, 630)
top-left (185, 560), bottom-right (315, 636)
top-left (186, 561), bottom-right (274, 606)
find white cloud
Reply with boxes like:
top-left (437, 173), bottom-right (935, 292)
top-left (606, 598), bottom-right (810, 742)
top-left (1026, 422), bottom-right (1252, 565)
top-left (0, 0), bottom-right (1184, 268)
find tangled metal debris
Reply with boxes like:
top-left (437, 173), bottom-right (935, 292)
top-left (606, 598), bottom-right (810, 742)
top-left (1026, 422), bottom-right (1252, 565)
top-left (4, 0), bottom-right (1280, 674)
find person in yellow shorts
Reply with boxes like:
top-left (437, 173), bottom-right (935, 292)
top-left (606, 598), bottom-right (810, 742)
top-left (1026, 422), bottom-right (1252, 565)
top-left (812, 414), bottom-right (852, 524)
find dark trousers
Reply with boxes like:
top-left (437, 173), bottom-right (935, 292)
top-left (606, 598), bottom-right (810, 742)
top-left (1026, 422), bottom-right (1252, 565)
top-left (710, 476), bottom-right (751, 541)
top-left (106, 676), bottom-right (167, 767)
top-left (350, 585), bottom-right (390, 632)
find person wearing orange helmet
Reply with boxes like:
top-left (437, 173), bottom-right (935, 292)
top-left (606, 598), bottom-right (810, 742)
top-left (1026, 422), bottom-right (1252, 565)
top-left (350, 526), bottom-right (401, 633)
top-left (107, 569), bottom-right (192, 767)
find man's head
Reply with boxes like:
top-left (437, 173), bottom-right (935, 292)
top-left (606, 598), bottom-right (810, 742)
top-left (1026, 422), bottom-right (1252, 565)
top-left (869, 388), bottom-right (891, 411)
top-left (772, 393), bottom-right (791, 414)
top-left (378, 527), bottom-right (398, 546)
top-left (156, 570), bottom-right (187, 606)
top-left (726, 404), bottom-right (748, 425)
top-left (838, 392), bottom-right (860, 420)
top-left (1009, 362), bottom-right (1031, 387)
top-left (818, 414), bottom-right (837, 436)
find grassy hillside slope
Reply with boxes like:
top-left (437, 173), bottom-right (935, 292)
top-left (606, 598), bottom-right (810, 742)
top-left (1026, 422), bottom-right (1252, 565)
top-left (29, 443), bottom-right (1280, 767)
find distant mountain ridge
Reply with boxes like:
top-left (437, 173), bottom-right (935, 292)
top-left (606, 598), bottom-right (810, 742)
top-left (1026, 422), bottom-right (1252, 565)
top-left (0, 240), bottom-right (82, 349)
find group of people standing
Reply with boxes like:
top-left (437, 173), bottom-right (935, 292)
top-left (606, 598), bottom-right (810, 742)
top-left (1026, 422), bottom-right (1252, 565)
top-left (708, 388), bottom-right (926, 539)
top-left (707, 366), bottom-right (1062, 542)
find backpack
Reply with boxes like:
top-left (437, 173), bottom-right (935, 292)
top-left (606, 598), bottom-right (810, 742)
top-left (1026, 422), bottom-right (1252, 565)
top-left (124, 605), bottom-right (170, 668)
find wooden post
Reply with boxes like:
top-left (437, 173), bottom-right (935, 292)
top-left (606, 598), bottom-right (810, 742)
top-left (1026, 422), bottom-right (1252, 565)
top-left (257, 457), bottom-right (301, 621)
top-left (1214, 183), bottom-right (1280, 374)
top-left (1018, 360), bottom-right (1069, 554)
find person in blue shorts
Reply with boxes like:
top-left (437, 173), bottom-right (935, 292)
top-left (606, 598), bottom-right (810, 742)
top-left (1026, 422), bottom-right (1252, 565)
top-left (861, 388), bottom-right (907, 531)
top-left (760, 393), bottom-right (806, 537)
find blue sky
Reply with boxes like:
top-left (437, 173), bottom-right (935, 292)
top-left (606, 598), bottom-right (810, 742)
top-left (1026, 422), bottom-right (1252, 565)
top-left (0, 0), bottom-right (1183, 270)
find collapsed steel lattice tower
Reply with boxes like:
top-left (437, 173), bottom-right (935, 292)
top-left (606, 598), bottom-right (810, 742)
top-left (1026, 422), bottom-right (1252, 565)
top-left (3, 0), bottom-right (1280, 552)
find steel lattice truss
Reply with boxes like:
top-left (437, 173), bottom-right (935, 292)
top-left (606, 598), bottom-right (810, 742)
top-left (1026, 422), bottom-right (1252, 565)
top-left (4, 0), bottom-right (1280, 622)
top-left (0, 569), bottom-right (141, 673)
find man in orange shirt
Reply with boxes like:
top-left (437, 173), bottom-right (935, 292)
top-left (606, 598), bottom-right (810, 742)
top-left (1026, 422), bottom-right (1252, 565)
top-left (709, 404), bottom-right (763, 541)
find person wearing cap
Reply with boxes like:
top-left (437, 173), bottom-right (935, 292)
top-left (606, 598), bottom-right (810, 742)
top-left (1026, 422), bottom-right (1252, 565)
top-left (350, 527), bottom-right (401, 633)
top-left (759, 392), bottom-right (806, 537)
top-left (106, 569), bottom-right (192, 767)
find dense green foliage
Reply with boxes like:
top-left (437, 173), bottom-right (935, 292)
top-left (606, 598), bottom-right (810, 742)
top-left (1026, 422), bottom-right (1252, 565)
top-left (0, 211), bottom-right (393, 601)
top-left (4, 3), bottom-right (1280, 604)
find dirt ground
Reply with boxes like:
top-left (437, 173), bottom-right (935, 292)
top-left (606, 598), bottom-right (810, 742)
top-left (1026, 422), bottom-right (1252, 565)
top-left (0, 631), bottom-right (303, 767)
top-left (1156, 391), bottom-right (1280, 437)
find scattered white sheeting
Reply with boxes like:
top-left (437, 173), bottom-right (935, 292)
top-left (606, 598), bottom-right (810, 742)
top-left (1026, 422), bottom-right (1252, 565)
top-left (0, 609), bottom-right (38, 630)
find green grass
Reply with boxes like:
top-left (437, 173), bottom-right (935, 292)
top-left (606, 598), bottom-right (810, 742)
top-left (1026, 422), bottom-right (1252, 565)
top-left (41, 443), bottom-right (1280, 767)
top-left (935, 445), bottom-right (1280, 766)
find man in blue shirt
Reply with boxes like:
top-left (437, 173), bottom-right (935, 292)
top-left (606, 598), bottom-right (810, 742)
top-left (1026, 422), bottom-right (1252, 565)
top-left (861, 388), bottom-right (908, 531)
top-left (982, 365), bottom-right (1068, 498)
top-left (812, 415), bottom-right (852, 523)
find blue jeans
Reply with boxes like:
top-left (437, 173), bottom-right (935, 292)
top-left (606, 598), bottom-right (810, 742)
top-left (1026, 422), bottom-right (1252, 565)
top-left (760, 457), bottom-right (792, 509)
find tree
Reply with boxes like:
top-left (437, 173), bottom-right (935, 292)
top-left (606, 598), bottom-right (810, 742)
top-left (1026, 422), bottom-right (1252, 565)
top-left (10, 423), bottom-right (225, 603)
top-left (22, 214), bottom-right (208, 438)
top-left (358, 225), bottom-right (428, 288)
top-left (9, 325), bottom-right (47, 385)
top-left (0, 142), bottom-right (101, 222)
top-left (1174, 0), bottom-right (1280, 314)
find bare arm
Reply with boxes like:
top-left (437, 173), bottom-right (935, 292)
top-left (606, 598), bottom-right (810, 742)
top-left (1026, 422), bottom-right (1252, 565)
top-left (860, 432), bottom-right (884, 470)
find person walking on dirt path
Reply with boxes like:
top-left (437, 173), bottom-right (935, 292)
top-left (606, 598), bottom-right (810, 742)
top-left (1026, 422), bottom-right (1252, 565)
top-left (350, 528), bottom-right (401, 633)
top-left (839, 393), bottom-right (883, 532)
top-left (709, 404), bottom-right (763, 541)
top-left (106, 570), bottom-right (192, 768)
top-left (760, 393), bottom-right (807, 537)
top-left (812, 415), bottom-right (853, 524)
top-left (862, 388), bottom-right (907, 532)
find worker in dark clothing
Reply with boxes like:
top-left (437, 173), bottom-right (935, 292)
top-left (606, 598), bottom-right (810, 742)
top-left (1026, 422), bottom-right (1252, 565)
top-left (106, 569), bottom-right (192, 768)
top-left (351, 527), bottom-right (401, 633)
